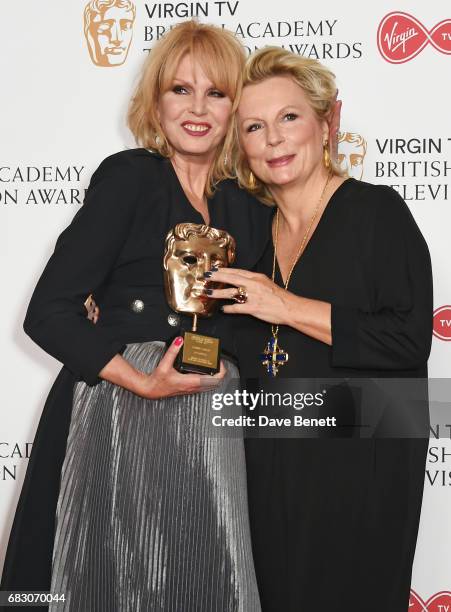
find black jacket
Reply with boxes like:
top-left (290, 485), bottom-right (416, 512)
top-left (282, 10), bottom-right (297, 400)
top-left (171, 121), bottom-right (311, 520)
top-left (23, 148), bottom-right (272, 384)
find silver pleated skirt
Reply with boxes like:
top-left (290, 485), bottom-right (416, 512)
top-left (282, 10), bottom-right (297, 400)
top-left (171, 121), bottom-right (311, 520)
top-left (49, 341), bottom-right (261, 612)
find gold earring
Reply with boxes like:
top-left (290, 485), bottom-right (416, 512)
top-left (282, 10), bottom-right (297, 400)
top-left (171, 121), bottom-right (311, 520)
top-left (323, 140), bottom-right (331, 170)
top-left (248, 171), bottom-right (256, 189)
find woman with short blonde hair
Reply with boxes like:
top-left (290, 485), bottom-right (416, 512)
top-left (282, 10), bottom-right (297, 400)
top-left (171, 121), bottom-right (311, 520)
top-left (207, 46), bottom-right (432, 611)
top-left (234, 46), bottom-right (344, 204)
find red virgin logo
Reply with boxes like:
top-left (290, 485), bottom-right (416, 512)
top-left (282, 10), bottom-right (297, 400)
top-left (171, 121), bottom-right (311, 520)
top-left (433, 305), bottom-right (451, 341)
top-left (377, 12), bottom-right (451, 63)
top-left (409, 590), bottom-right (451, 610)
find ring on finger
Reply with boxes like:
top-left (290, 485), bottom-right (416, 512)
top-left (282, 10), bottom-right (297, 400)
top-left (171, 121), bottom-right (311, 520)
top-left (232, 285), bottom-right (248, 304)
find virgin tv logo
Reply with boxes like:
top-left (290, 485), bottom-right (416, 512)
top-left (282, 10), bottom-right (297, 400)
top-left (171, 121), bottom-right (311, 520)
top-left (433, 305), bottom-right (451, 341)
top-left (409, 589), bottom-right (451, 610)
top-left (377, 12), bottom-right (451, 64)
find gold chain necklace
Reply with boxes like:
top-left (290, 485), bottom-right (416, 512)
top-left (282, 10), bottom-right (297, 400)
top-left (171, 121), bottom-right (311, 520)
top-left (260, 173), bottom-right (332, 376)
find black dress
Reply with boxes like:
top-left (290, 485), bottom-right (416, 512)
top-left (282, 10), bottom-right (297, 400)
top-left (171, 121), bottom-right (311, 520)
top-left (235, 178), bottom-right (433, 612)
top-left (0, 148), bottom-right (272, 611)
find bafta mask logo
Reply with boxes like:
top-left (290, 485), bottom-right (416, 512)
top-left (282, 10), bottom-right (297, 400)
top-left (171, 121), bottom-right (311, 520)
top-left (84, 0), bottom-right (136, 67)
top-left (163, 223), bottom-right (236, 318)
top-left (338, 132), bottom-right (367, 180)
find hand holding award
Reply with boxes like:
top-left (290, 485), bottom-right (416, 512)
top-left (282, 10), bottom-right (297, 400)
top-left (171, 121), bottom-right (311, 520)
top-left (163, 223), bottom-right (236, 375)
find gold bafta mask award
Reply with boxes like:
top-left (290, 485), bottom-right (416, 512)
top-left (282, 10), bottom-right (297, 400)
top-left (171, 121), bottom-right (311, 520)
top-left (163, 223), bottom-right (236, 375)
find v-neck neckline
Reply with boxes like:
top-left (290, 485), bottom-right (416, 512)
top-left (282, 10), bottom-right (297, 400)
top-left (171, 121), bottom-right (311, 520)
top-left (165, 157), bottom-right (212, 226)
top-left (272, 178), bottom-right (353, 286)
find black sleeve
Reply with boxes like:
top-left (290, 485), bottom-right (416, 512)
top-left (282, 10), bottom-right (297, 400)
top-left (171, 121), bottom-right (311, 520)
top-left (331, 185), bottom-right (433, 370)
top-left (23, 153), bottom-right (142, 385)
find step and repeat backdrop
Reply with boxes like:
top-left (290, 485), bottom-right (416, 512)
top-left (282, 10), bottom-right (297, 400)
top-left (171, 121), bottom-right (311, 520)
top-left (1, 1), bottom-right (450, 607)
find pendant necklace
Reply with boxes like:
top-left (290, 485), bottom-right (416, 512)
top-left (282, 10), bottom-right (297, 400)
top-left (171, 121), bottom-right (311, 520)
top-left (261, 173), bottom-right (332, 376)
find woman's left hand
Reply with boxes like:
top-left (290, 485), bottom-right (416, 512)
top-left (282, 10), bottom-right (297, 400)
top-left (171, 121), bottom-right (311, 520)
top-left (206, 267), bottom-right (289, 325)
top-left (207, 267), bottom-right (333, 346)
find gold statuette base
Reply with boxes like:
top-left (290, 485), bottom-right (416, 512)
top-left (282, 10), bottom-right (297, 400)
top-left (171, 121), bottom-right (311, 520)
top-left (175, 331), bottom-right (220, 375)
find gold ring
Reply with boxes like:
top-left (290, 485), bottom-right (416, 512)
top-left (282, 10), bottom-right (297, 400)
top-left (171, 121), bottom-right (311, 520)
top-left (233, 286), bottom-right (248, 304)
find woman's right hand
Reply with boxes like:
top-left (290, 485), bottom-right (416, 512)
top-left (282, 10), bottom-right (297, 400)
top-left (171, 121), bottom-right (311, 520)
top-left (99, 337), bottom-right (226, 399)
top-left (139, 336), bottom-right (227, 399)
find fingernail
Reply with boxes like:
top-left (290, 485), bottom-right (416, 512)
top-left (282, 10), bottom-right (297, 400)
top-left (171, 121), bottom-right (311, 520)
top-left (203, 272), bottom-right (212, 278)
top-left (174, 336), bottom-right (183, 346)
top-left (204, 288), bottom-right (213, 295)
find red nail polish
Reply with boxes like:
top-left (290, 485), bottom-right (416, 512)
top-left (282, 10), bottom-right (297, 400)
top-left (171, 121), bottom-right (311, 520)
top-left (174, 336), bottom-right (183, 346)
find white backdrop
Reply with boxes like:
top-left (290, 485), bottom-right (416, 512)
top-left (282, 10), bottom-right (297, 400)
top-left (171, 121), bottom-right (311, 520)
top-left (1, 1), bottom-right (450, 608)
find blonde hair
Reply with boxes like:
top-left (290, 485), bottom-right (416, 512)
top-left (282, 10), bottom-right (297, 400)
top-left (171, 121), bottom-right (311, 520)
top-left (128, 20), bottom-right (246, 198)
top-left (233, 47), bottom-right (343, 205)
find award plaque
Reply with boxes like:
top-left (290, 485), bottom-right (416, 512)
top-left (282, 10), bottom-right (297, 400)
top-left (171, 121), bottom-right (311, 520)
top-left (163, 223), bottom-right (236, 375)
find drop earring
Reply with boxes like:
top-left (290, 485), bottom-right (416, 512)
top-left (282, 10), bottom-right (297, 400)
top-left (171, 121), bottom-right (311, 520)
top-left (323, 140), bottom-right (331, 170)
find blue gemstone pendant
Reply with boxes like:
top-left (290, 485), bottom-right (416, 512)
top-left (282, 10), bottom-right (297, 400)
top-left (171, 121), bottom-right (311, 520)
top-left (260, 335), bottom-right (289, 377)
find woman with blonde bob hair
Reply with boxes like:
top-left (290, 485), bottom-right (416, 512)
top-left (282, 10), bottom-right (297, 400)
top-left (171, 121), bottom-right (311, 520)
top-left (233, 47), bottom-right (344, 204)
top-left (207, 47), bottom-right (432, 611)
top-left (1, 21), bottom-right (274, 611)
top-left (128, 19), bottom-right (243, 194)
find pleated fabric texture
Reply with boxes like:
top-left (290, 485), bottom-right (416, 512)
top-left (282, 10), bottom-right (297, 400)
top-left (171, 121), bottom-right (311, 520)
top-left (49, 341), bottom-right (261, 612)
